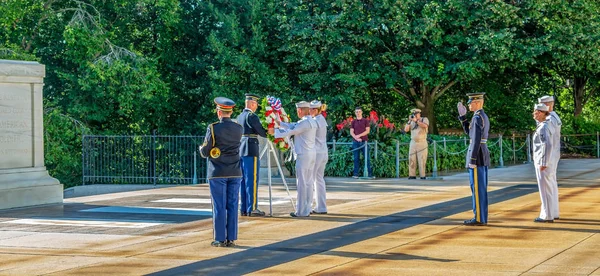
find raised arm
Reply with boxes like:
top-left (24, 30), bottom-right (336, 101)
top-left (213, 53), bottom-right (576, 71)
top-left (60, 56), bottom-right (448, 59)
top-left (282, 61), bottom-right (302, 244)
top-left (275, 120), bottom-right (308, 138)
top-left (539, 124), bottom-right (553, 170)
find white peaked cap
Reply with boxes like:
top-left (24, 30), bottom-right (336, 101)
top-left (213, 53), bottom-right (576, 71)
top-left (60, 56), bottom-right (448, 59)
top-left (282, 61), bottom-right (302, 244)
top-left (310, 100), bottom-right (322, 108)
top-left (295, 101), bottom-right (310, 108)
top-left (534, 103), bottom-right (549, 112)
top-left (538, 95), bottom-right (555, 103)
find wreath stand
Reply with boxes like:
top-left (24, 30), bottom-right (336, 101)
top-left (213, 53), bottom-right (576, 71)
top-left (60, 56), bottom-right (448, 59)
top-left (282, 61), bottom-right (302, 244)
top-left (259, 139), bottom-right (296, 216)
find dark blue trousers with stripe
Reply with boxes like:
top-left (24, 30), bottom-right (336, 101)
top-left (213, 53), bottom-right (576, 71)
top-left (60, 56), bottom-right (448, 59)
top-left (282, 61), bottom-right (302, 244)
top-left (209, 177), bottom-right (241, 242)
top-left (468, 166), bottom-right (489, 223)
top-left (240, 156), bottom-right (260, 214)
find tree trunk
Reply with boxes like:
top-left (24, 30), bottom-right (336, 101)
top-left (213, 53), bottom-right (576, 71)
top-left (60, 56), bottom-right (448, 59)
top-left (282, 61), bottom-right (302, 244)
top-left (392, 79), bottom-right (456, 135)
top-left (422, 99), bottom-right (437, 134)
top-left (572, 76), bottom-right (587, 117)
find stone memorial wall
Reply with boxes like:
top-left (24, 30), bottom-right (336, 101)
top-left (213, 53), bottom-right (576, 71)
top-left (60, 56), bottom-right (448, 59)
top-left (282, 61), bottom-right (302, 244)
top-left (0, 59), bottom-right (62, 209)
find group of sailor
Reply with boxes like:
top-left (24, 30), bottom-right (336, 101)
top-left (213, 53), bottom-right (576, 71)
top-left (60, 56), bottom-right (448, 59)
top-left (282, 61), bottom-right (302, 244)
top-left (199, 95), bottom-right (330, 247)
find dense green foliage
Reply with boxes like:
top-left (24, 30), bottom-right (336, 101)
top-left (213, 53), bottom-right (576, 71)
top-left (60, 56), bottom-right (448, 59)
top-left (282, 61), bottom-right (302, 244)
top-left (1, 0), bottom-right (599, 187)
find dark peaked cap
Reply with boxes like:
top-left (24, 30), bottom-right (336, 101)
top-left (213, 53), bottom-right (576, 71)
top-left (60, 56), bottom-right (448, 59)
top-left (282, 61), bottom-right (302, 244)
top-left (214, 97), bottom-right (236, 112)
top-left (466, 92), bottom-right (486, 104)
top-left (245, 93), bottom-right (260, 102)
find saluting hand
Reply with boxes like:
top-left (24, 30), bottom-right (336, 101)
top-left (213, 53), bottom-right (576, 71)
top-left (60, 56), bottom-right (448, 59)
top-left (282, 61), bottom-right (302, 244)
top-left (457, 102), bottom-right (467, 116)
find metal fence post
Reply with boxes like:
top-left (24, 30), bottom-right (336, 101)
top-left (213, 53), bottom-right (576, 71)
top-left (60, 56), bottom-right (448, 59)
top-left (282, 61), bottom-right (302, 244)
top-left (333, 138), bottom-right (336, 152)
top-left (395, 140), bottom-right (400, 178)
top-left (363, 142), bottom-right (369, 178)
top-left (512, 134), bottom-right (516, 164)
top-left (498, 135), bottom-right (504, 168)
top-left (193, 151), bottom-right (198, 184)
top-left (526, 133), bottom-right (532, 163)
top-left (375, 141), bottom-right (378, 160)
top-left (153, 130), bottom-right (157, 186)
top-left (82, 135), bottom-right (86, 185)
top-left (597, 131), bottom-right (599, 158)
top-left (432, 141), bottom-right (438, 179)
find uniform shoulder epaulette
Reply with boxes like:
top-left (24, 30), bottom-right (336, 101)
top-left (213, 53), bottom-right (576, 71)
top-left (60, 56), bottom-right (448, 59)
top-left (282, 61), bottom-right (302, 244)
top-left (210, 121), bottom-right (219, 126)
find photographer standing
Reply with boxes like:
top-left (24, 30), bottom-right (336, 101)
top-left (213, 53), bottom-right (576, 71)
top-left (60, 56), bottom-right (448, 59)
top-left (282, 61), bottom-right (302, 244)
top-left (403, 108), bottom-right (429, 179)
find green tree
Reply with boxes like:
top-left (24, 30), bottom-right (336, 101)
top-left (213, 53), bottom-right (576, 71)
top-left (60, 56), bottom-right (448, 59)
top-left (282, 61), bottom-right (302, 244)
top-left (519, 1), bottom-right (600, 120)
top-left (206, 1), bottom-right (294, 113)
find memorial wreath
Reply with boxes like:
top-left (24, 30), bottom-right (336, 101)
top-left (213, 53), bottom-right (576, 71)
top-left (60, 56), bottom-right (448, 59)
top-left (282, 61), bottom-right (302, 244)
top-left (260, 95), bottom-right (291, 151)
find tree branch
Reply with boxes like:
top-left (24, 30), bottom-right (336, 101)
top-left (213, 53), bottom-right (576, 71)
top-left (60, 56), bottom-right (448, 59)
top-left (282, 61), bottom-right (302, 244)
top-left (392, 87), bottom-right (410, 100)
top-left (433, 80), bottom-right (457, 101)
top-left (582, 86), bottom-right (597, 106)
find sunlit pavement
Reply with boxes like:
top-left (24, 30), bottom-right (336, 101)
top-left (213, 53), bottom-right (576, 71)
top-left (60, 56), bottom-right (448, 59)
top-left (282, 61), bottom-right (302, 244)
top-left (0, 159), bottom-right (599, 275)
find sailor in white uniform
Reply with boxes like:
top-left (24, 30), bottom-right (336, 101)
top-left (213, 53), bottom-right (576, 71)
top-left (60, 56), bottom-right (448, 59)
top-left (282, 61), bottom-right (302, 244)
top-left (309, 100), bottom-right (329, 214)
top-left (275, 101), bottom-right (317, 217)
top-left (538, 95), bottom-right (561, 219)
top-left (532, 103), bottom-right (556, 223)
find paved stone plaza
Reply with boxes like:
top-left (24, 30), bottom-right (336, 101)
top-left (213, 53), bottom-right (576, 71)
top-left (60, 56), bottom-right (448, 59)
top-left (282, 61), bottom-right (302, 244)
top-left (0, 159), bottom-right (599, 275)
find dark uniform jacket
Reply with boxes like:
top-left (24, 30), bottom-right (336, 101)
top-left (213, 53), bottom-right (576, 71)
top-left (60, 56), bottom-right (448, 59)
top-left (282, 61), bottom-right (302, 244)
top-left (199, 117), bottom-right (243, 179)
top-left (459, 109), bottom-right (490, 168)
top-left (237, 108), bottom-right (267, 157)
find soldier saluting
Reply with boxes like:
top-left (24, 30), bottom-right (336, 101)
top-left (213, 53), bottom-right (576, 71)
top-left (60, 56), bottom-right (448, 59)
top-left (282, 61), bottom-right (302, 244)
top-left (199, 97), bottom-right (243, 247)
top-left (457, 92), bottom-right (490, 226)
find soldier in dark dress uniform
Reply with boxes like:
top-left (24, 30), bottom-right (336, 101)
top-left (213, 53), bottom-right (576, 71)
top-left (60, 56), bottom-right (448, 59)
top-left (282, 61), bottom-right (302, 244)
top-left (237, 93), bottom-right (269, 216)
top-left (199, 97), bottom-right (243, 247)
top-left (457, 93), bottom-right (490, 226)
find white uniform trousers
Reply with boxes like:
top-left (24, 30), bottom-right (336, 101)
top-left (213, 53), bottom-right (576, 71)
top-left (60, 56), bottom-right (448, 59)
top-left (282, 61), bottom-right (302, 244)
top-left (294, 152), bottom-right (316, 217)
top-left (313, 152), bottom-right (328, 213)
top-left (409, 140), bottom-right (428, 177)
top-left (548, 161), bottom-right (560, 218)
top-left (535, 166), bottom-right (555, 220)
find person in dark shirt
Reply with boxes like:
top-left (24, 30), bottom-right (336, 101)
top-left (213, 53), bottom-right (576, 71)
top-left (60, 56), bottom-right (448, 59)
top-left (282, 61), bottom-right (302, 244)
top-left (199, 97), bottom-right (243, 247)
top-left (350, 106), bottom-right (373, 179)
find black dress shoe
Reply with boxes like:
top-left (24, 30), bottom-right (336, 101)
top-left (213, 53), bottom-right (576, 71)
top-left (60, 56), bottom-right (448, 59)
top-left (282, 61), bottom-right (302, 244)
top-left (249, 209), bottom-right (265, 217)
top-left (311, 210), bottom-right (328, 214)
top-left (226, 240), bottom-right (236, 247)
top-left (211, 241), bottom-right (227, 247)
top-left (463, 218), bottom-right (486, 226)
top-left (554, 217), bottom-right (560, 220)
top-left (290, 212), bottom-right (309, 217)
top-left (534, 217), bottom-right (554, 223)
top-left (408, 176), bottom-right (417, 179)
top-left (420, 177), bottom-right (426, 180)
top-left (240, 212), bottom-right (248, 216)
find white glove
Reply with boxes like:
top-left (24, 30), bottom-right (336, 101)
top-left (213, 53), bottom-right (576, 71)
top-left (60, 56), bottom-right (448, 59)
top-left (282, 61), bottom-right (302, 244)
top-left (457, 102), bottom-right (467, 117)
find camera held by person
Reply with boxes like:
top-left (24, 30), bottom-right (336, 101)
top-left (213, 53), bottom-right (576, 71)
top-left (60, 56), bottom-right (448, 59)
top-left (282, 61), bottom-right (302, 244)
top-left (403, 108), bottom-right (429, 180)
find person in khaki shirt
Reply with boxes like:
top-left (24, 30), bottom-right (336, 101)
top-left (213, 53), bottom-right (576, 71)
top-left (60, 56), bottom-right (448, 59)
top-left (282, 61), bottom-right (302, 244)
top-left (403, 108), bottom-right (429, 179)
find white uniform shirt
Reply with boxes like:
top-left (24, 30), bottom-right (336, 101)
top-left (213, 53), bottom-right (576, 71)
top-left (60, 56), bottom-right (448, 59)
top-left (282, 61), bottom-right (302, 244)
top-left (546, 111), bottom-right (562, 163)
top-left (533, 119), bottom-right (554, 167)
top-left (313, 114), bottom-right (328, 154)
top-left (275, 116), bottom-right (317, 157)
